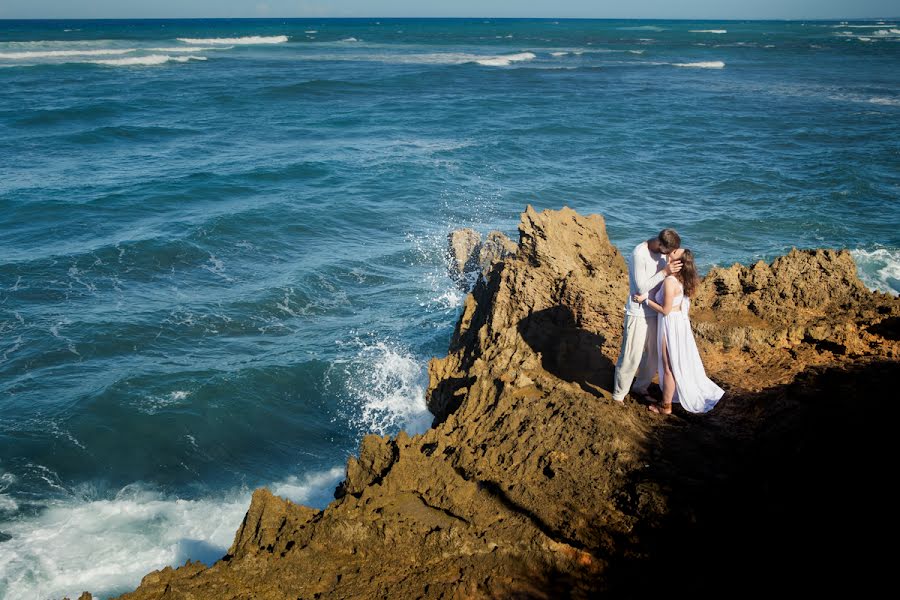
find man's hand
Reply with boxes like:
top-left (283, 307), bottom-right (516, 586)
top-left (633, 293), bottom-right (648, 303)
top-left (665, 260), bottom-right (682, 276)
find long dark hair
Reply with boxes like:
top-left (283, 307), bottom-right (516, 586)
top-left (677, 249), bottom-right (701, 298)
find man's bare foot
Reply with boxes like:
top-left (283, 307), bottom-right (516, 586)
top-left (612, 398), bottom-right (625, 405)
top-left (648, 402), bottom-right (672, 415)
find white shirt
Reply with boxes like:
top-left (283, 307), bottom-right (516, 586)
top-left (625, 241), bottom-right (668, 318)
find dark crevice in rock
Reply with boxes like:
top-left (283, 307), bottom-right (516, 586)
top-left (416, 495), bottom-right (471, 525)
top-left (476, 478), bottom-right (591, 553)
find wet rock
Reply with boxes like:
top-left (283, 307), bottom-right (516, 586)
top-left (447, 228), bottom-right (481, 284)
top-left (447, 228), bottom-right (516, 288)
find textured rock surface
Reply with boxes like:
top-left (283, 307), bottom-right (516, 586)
top-left (112, 206), bottom-right (898, 600)
top-left (691, 248), bottom-right (898, 392)
top-left (447, 228), bottom-right (482, 283)
top-left (447, 228), bottom-right (517, 288)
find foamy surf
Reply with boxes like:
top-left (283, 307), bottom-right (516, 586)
top-left (690, 29), bottom-right (727, 34)
top-left (0, 48), bottom-right (134, 59)
top-left (851, 248), bottom-right (900, 296)
top-left (92, 55), bottom-right (207, 66)
top-left (300, 51), bottom-right (538, 67)
top-left (147, 46), bottom-right (233, 52)
top-left (673, 61), bottom-right (725, 68)
top-left (0, 468), bottom-right (345, 600)
top-left (475, 51), bottom-right (536, 66)
top-left (869, 96), bottom-right (900, 107)
top-left (176, 35), bottom-right (288, 44)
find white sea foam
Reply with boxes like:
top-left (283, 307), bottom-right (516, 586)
top-left (869, 96), bottom-right (900, 106)
top-left (341, 37), bottom-right (359, 42)
top-left (851, 248), bottom-right (900, 296)
top-left (306, 50), bottom-right (536, 67)
top-left (628, 49), bottom-right (645, 54)
top-left (0, 39), bottom-right (118, 48)
top-left (0, 472), bottom-right (16, 514)
top-left (147, 46), bottom-right (232, 52)
top-left (673, 61), bottom-right (725, 68)
top-left (304, 30), bottom-right (318, 34)
top-left (177, 35), bottom-right (288, 44)
top-left (0, 494), bottom-right (17, 513)
top-left (136, 390), bottom-right (192, 415)
top-left (0, 468), bottom-right (345, 600)
top-left (475, 51), bottom-right (536, 66)
top-left (92, 55), bottom-right (207, 66)
top-left (0, 48), bottom-right (133, 59)
top-left (690, 29), bottom-right (727, 33)
top-left (834, 24), bottom-right (897, 28)
top-left (618, 25), bottom-right (666, 32)
top-left (270, 467), bottom-right (345, 503)
top-left (550, 51), bottom-right (568, 57)
top-left (342, 339), bottom-right (433, 436)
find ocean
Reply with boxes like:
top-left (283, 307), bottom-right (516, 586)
top-left (1, 18), bottom-right (898, 599)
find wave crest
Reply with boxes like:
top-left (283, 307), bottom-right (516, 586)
top-left (673, 61), bottom-right (725, 69)
top-left (92, 55), bottom-right (207, 66)
top-left (475, 51), bottom-right (536, 66)
top-left (0, 48), bottom-right (134, 59)
top-left (176, 35), bottom-right (288, 45)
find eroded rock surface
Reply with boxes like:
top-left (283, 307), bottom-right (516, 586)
top-left (113, 206), bottom-right (898, 600)
top-left (447, 228), bottom-right (517, 288)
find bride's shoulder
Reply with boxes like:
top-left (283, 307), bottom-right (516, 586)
top-left (664, 275), bottom-right (683, 289)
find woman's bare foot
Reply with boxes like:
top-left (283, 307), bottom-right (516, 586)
top-left (648, 402), bottom-right (672, 415)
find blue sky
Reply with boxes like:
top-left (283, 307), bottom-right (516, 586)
top-left (0, 1), bottom-right (896, 20)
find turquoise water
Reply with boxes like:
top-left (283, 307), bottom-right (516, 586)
top-left (1, 18), bottom-right (899, 598)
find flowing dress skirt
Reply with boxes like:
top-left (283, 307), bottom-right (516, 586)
top-left (656, 301), bottom-right (724, 413)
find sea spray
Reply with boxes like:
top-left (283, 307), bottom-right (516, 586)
top-left (338, 338), bottom-right (433, 437)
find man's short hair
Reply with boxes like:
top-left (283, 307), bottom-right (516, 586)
top-left (657, 229), bottom-right (681, 253)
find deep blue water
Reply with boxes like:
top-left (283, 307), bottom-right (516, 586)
top-left (1, 18), bottom-right (899, 599)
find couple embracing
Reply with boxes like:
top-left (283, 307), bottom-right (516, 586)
top-left (612, 229), bottom-right (724, 414)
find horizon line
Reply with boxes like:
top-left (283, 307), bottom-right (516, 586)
top-left (1, 16), bottom-right (899, 22)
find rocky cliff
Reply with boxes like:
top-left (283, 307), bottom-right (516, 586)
top-left (97, 206), bottom-right (898, 600)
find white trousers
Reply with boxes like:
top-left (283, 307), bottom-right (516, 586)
top-left (612, 313), bottom-right (659, 401)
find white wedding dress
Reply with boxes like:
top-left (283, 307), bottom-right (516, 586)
top-left (655, 276), bottom-right (724, 413)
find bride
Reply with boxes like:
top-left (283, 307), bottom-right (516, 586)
top-left (634, 249), bottom-right (724, 414)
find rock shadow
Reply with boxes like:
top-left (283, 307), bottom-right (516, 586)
top-left (603, 358), bottom-right (898, 597)
top-left (517, 306), bottom-right (615, 398)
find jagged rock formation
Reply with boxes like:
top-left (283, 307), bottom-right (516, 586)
top-left (690, 248), bottom-right (897, 391)
top-left (447, 228), bottom-right (517, 288)
top-left (112, 206), bottom-right (898, 600)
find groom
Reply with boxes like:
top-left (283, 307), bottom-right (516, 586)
top-left (612, 229), bottom-right (682, 404)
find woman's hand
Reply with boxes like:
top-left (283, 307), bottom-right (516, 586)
top-left (633, 293), bottom-right (647, 303)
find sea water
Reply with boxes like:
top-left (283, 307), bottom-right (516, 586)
top-left (1, 18), bottom-right (898, 599)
